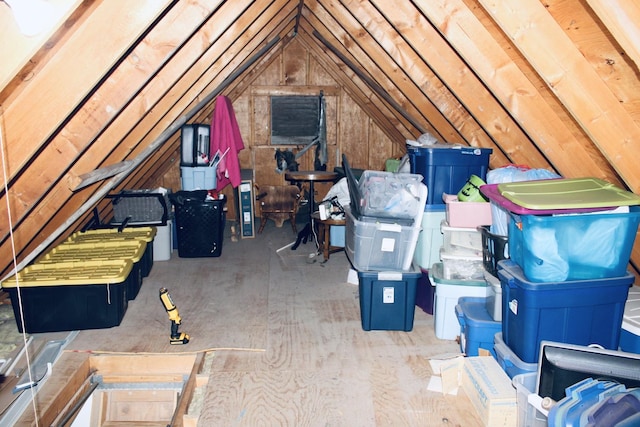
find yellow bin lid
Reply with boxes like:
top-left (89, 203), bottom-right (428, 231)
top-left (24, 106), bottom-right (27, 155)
top-left (1, 259), bottom-right (133, 288)
top-left (37, 240), bottom-right (146, 265)
top-left (67, 227), bottom-right (157, 244)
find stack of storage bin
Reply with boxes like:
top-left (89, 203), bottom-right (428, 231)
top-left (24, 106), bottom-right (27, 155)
top-left (0, 226), bottom-right (157, 334)
top-left (343, 155), bottom-right (426, 331)
top-left (402, 143), bottom-right (495, 346)
top-left (434, 202), bottom-right (495, 344)
top-left (407, 144), bottom-right (492, 321)
top-left (479, 178), bottom-right (640, 376)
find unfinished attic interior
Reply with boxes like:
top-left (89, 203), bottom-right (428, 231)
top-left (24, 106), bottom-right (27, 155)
top-left (1, 0), bottom-right (640, 425)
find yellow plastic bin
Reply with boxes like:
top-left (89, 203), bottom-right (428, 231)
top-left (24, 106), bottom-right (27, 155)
top-left (1, 260), bottom-right (132, 333)
top-left (37, 240), bottom-right (147, 300)
top-left (67, 227), bottom-right (156, 277)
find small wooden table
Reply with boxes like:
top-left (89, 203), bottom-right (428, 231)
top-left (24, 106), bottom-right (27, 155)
top-left (311, 212), bottom-right (346, 261)
top-left (285, 171), bottom-right (338, 246)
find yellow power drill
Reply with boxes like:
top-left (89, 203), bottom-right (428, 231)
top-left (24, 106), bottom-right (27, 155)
top-left (159, 287), bottom-right (190, 345)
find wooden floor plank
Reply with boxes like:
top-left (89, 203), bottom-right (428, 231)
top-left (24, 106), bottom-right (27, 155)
top-left (4, 220), bottom-right (482, 425)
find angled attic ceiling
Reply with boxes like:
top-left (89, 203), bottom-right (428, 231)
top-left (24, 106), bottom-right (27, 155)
top-left (1, 0), bottom-right (640, 279)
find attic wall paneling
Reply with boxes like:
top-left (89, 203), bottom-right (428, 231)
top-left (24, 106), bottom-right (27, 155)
top-left (282, 39), bottom-right (308, 85)
top-left (339, 94), bottom-right (369, 169)
top-left (157, 155), bottom-right (181, 192)
top-left (368, 123), bottom-right (394, 171)
top-left (308, 55), bottom-right (338, 86)
top-left (233, 94), bottom-right (253, 170)
top-left (324, 95), bottom-right (338, 149)
top-left (478, 0), bottom-right (640, 193)
top-left (255, 50), bottom-right (283, 86)
top-left (254, 147), bottom-right (287, 187)
top-left (253, 95), bottom-right (271, 145)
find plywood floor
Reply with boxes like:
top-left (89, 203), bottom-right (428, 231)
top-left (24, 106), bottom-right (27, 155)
top-left (9, 219), bottom-right (483, 426)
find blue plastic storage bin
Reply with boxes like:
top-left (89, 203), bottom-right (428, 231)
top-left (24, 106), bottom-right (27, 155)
top-left (493, 332), bottom-right (537, 379)
top-left (358, 266), bottom-right (420, 331)
top-left (181, 165), bottom-right (217, 190)
top-left (508, 205), bottom-right (640, 282)
top-left (415, 268), bottom-right (434, 315)
top-left (455, 297), bottom-right (501, 357)
top-left (498, 259), bottom-right (633, 364)
top-left (407, 145), bottom-right (491, 208)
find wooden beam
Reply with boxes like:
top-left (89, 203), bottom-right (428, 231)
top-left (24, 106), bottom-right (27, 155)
top-left (412, 0), bottom-right (620, 183)
top-left (293, 0), bottom-right (304, 35)
top-left (586, 0), bottom-right (640, 72)
top-left (0, 0), bottom-right (174, 190)
top-left (370, 0), bottom-right (537, 169)
top-left (479, 0), bottom-right (640, 192)
top-left (70, 160), bottom-right (135, 191)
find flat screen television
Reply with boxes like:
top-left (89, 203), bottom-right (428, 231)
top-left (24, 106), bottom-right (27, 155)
top-left (537, 341), bottom-right (640, 402)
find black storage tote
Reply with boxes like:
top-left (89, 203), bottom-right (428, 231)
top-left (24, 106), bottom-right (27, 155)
top-left (172, 191), bottom-right (226, 257)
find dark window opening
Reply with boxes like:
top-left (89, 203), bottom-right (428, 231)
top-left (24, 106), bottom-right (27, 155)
top-left (271, 95), bottom-right (320, 145)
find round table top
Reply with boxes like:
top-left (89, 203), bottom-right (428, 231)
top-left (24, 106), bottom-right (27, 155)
top-left (311, 211), bottom-right (346, 225)
top-left (285, 170), bottom-right (338, 182)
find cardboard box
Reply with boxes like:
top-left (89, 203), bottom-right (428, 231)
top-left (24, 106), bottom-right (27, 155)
top-left (461, 356), bottom-right (517, 427)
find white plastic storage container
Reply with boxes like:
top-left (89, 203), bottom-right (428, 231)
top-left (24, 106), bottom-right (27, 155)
top-left (181, 166), bottom-right (217, 190)
top-left (484, 270), bottom-right (502, 321)
top-left (620, 285), bottom-right (640, 353)
top-left (512, 373), bottom-right (549, 427)
top-left (441, 220), bottom-right (483, 255)
top-left (153, 220), bottom-right (172, 261)
top-left (431, 262), bottom-right (489, 340)
top-left (413, 207), bottom-right (446, 270)
top-left (439, 247), bottom-right (485, 280)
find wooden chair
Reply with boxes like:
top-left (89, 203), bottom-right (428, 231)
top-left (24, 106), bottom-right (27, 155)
top-left (256, 185), bottom-right (301, 233)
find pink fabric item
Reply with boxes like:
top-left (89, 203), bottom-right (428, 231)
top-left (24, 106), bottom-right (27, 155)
top-left (210, 95), bottom-right (245, 190)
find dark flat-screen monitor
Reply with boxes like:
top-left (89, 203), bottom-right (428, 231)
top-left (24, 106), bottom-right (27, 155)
top-left (537, 341), bottom-right (640, 402)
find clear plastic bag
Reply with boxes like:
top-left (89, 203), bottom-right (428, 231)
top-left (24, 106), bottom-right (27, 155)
top-left (487, 166), bottom-right (560, 236)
